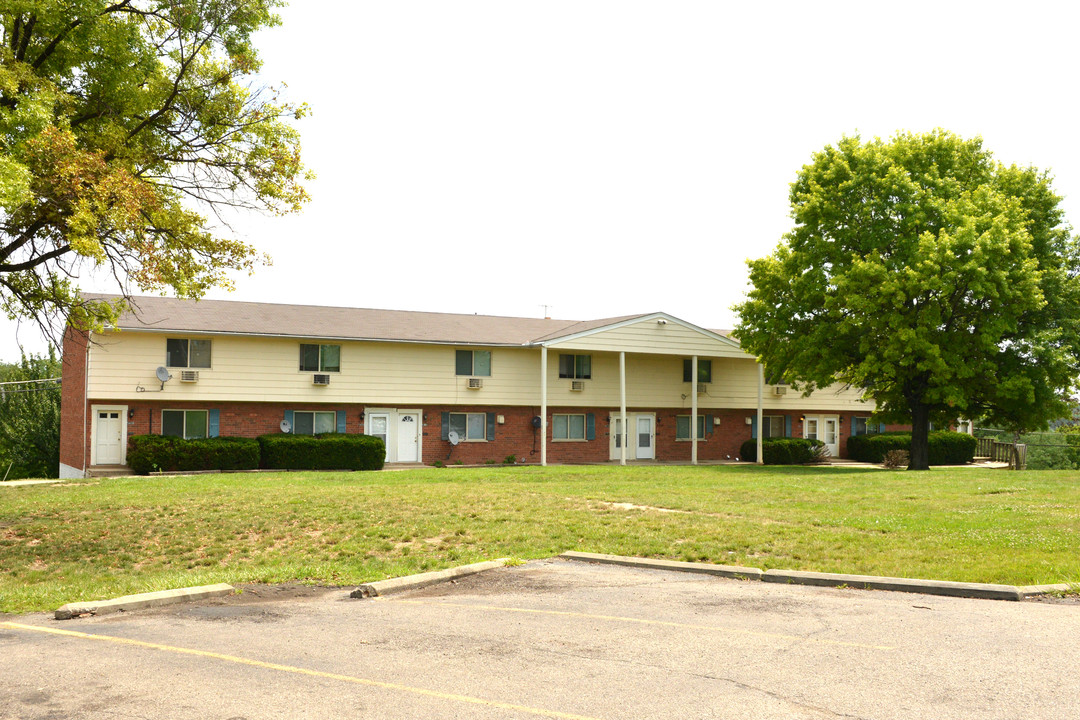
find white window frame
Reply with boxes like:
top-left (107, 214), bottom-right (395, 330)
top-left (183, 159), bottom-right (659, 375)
top-left (448, 412), bottom-right (488, 441)
top-left (558, 354), bottom-right (592, 380)
top-left (675, 415), bottom-right (707, 441)
top-left (552, 413), bottom-right (587, 441)
top-left (763, 415), bottom-right (785, 439)
top-left (166, 338), bottom-right (212, 369)
top-left (162, 409), bottom-right (209, 440)
top-left (293, 410), bottom-right (337, 435)
top-left (299, 344), bottom-right (340, 372)
top-left (682, 359), bottom-right (712, 383)
top-left (455, 350), bottom-right (491, 377)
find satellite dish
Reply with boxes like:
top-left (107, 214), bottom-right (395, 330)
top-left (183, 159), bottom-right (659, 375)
top-left (280, 419), bottom-right (292, 433)
top-left (447, 430), bottom-right (461, 446)
top-left (155, 366), bottom-right (172, 383)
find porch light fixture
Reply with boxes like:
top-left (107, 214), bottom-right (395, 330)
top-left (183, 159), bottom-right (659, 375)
top-left (657, 319), bottom-right (667, 325)
top-left (744, 416), bottom-right (752, 425)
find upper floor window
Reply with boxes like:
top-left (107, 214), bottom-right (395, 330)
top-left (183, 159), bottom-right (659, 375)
top-left (166, 338), bottom-right (211, 368)
top-left (456, 349), bottom-right (491, 376)
top-left (300, 344), bottom-right (340, 372)
top-left (682, 358), bottom-right (712, 383)
top-left (558, 354), bottom-right (591, 379)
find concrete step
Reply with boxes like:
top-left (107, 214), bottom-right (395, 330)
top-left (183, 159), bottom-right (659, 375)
top-left (87, 465), bottom-right (133, 478)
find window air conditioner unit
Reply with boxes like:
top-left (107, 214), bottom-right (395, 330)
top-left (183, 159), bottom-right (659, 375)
top-left (697, 382), bottom-right (708, 394)
top-left (313, 374), bottom-right (331, 386)
top-left (179, 370), bottom-right (199, 383)
top-left (570, 380), bottom-right (585, 392)
top-left (468, 377), bottom-right (483, 389)
top-left (773, 385), bottom-right (788, 396)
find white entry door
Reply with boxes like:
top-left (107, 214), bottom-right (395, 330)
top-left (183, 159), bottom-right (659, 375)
top-left (396, 413), bottom-right (420, 462)
top-left (636, 416), bottom-right (654, 459)
top-left (610, 415), bottom-right (628, 460)
top-left (805, 416), bottom-right (839, 457)
top-left (368, 413), bottom-right (390, 462)
top-left (821, 416), bottom-right (840, 457)
top-left (95, 408), bottom-right (124, 465)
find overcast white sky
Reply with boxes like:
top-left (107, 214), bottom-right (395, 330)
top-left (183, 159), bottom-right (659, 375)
top-left (4, 0), bottom-right (1080, 362)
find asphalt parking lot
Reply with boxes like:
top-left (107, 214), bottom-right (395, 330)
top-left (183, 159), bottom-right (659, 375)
top-left (2, 558), bottom-right (1078, 719)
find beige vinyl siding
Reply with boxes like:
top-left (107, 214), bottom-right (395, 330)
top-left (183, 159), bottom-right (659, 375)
top-left (86, 331), bottom-right (874, 411)
top-left (547, 318), bottom-right (750, 359)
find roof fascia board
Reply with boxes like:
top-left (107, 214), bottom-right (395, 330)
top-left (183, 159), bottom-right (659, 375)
top-left (102, 327), bottom-right (526, 347)
top-left (536, 311), bottom-right (745, 350)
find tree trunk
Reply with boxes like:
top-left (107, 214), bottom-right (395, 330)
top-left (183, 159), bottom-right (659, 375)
top-left (908, 402), bottom-right (931, 470)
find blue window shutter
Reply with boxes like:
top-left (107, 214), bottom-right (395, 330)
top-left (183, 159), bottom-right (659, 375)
top-left (336, 410), bottom-right (346, 433)
top-left (750, 416), bottom-right (757, 439)
top-left (706, 414), bottom-right (714, 435)
top-left (851, 416), bottom-right (858, 436)
top-left (486, 412), bottom-right (496, 441)
top-left (441, 412), bottom-right (450, 441)
top-left (785, 415), bottom-right (792, 437)
top-left (284, 410), bottom-right (294, 434)
top-left (586, 413), bottom-right (596, 441)
top-left (208, 409), bottom-right (220, 438)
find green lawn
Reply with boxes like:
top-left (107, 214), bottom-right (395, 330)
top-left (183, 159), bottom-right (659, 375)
top-left (2, 465), bottom-right (1078, 613)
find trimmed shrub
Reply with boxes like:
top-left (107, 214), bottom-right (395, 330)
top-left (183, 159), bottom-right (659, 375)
top-left (846, 431), bottom-right (976, 465)
top-left (257, 433), bottom-right (385, 471)
top-left (127, 435), bottom-right (260, 475)
top-left (740, 437), bottom-right (826, 464)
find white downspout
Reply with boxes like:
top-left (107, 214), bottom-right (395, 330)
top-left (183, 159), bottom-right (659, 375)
top-left (619, 351), bottom-right (627, 466)
top-left (691, 355), bottom-right (698, 465)
top-left (540, 345), bottom-right (548, 467)
top-left (756, 363), bottom-right (764, 465)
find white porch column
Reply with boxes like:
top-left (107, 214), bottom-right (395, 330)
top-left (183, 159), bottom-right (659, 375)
top-left (540, 345), bottom-right (548, 467)
top-left (619, 351), bottom-right (627, 466)
top-left (756, 363), bottom-right (764, 465)
top-left (691, 355), bottom-right (699, 465)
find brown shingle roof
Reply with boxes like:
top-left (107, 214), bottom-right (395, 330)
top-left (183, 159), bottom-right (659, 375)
top-left (85, 294), bottom-right (640, 346)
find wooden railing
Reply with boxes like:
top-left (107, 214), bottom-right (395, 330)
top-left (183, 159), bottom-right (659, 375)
top-left (976, 437), bottom-right (1027, 469)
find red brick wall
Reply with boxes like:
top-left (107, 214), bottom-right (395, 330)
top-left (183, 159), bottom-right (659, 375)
top-left (74, 398), bottom-right (879, 466)
top-left (59, 327), bottom-right (89, 471)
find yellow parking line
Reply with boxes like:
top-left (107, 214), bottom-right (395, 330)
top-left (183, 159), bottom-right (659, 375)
top-left (393, 600), bottom-right (896, 651)
top-left (0, 622), bottom-right (602, 720)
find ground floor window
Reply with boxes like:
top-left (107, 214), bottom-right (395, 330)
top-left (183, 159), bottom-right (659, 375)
top-left (294, 410), bottom-right (336, 435)
top-left (675, 415), bottom-right (707, 440)
top-left (553, 413), bottom-right (586, 440)
top-left (763, 415), bottom-right (786, 438)
top-left (162, 409), bottom-right (208, 439)
top-left (853, 417), bottom-right (869, 436)
top-left (449, 412), bottom-right (488, 441)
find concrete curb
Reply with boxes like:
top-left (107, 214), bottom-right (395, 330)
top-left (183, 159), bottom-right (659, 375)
top-left (350, 558), bottom-right (510, 599)
top-left (1019, 583), bottom-right (1076, 598)
top-left (55, 583), bottom-right (235, 620)
top-left (560, 551), bottom-right (762, 580)
top-left (560, 552), bottom-right (1032, 602)
top-left (762, 569), bottom-right (1023, 601)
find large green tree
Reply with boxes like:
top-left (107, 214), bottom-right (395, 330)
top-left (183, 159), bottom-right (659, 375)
top-left (0, 351), bottom-right (61, 479)
top-left (735, 130), bottom-right (1080, 470)
top-left (0, 0), bottom-right (309, 339)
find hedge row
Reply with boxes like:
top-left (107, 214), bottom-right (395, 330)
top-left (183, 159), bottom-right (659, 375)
top-left (846, 431), bottom-right (976, 465)
top-left (739, 438), bottom-right (826, 464)
top-left (127, 433), bottom-right (385, 475)
top-left (257, 433), bottom-right (385, 471)
top-left (128, 435), bottom-right (260, 475)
